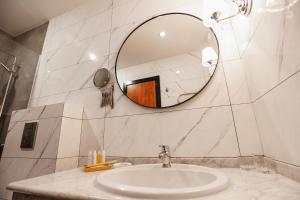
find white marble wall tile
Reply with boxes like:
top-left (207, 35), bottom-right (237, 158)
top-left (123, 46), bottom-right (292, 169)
top-left (9, 104), bottom-right (64, 123)
top-left (104, 106), bottom-right (240, 157)
top-left (0, 158), bottom-right (56, 200)
top-left (253, 71), bottom-right (300, 166)
top-left (231, 0), bottom-right (267, 56)
top-left (232, 104), bottom-right (263, 156)
top-left (55, 157), bottom-right (79, 172)
top-left (80, 32), bottom-right (111, 64)
top-left (41, 19), bottom-right (57, 53)
top-left (77, 9), bottom-right (112, 41)
top-left (223, 59), bottom-right (251, 104)
top-left (79, 117), bottom-right (105, 157)
top-left (37, 61), bottom-right (105, 97)
top-left (50, 0), bottom-right (112, 32)
top-left (241, 9), bottom-right (287, 100)
top-left (3, 118), bottom-right (62, 159)
top-left (67, 88), bottom-right (106, 119)
top-left (29, 88), bottom-right (106, 120)
top-left (215, 23), bottom-right (241, 61)
top-left (47, 21), bottom-right (84, 52)
top-left (113, 0), bottom-right (131, 8)
top-left (63, 104), bottom-right (83, 119)
top-left (111, 0), bottom-right (190, 29)
top-left (44, 31), bottom-right (110, 73)
top-left (278, 1), bottom-right (300, 81)
top-left (46, 8), bottom-right (112, 53)
top-left (109, 19), bottom-right (144, 55)
top-left (29, 94), bottom-right (69, 108)
top-left (57, 118), bottom-right (82, 158)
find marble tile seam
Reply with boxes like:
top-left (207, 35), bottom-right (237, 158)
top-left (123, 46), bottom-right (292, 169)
top-left (264, 156), bottom-right (300, 168)
top-left (85, 104), bottom-right (239, 120)
top-left (23, 103), bottom-right (253, 121)
top-left (42, 29), bottom-right (111, 56)
top-left (252, 68), bottom-right (300, 103)
top-left (9, 116), bottom-right (82, 123)
top-left (229, 23), bottom-right (242, 60)
top-left (219, 57), bottom-right (242, 156)
top-left (239, 12), bottom-right (266, 58)
top-left (45, 5), bottom-right (114, 38)
top-left (37, 54), bottom-right (109, 74)
top-left (0, 156), bottom-right (80, 160)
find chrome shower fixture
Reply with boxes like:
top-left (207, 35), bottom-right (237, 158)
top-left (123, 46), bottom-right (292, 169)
top-left (234, 0), bottom-right (252, 15)
top-left (211, 0), bottom-right (252, 23)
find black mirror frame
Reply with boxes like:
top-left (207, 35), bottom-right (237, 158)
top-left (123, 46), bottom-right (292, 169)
top-left (114, 12), bottom-right (220, 109)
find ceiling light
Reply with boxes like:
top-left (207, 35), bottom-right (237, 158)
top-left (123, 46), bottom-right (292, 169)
top-left (88, 53), bottom-right (97, 61)
top-left (159, 31), bottom-right (166, 38)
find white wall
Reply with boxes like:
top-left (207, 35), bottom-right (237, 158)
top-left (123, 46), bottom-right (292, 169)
top-left (231, 0), bottom-right (300, 167)
top-left (29, 0), bottom-right (263, 159)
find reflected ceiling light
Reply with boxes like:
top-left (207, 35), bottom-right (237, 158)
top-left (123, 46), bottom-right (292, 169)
top-left (204, 0), bottom-right (252, 27)
top-left (175, 70), bottom-right (181, 74)
top-left (202, 47), bottom-right (218, 67)
top-left (89, 53), bottom-right (97, 61)
top-left (159, 31), bottom-right (166, 38)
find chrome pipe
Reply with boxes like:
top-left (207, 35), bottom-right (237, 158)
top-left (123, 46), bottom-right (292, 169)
top-left (0, 62), bottom-right (11, 73)
top-left (0, 56), bottom-right (17, 118)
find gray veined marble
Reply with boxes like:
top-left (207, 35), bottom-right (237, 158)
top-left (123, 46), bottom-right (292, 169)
top-left (6, 166), bottom-right (300, 200)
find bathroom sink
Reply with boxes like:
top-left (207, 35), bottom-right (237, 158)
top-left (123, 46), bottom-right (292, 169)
top-left (96, 164), bottom-right (229, 199)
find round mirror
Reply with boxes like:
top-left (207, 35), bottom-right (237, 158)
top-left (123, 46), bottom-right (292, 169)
top-left (94, 68), bottom-right (110, 88)
top-left (115, 13), bottom-right (219, 108)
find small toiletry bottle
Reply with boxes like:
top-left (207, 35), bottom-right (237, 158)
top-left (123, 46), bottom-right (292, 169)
top-left (96, 150), bottom-right (102, 163)
top-left (87, 151), bottom-right (93, 165)
top-left (93, 150), bottom-right (97, 164)
top-left (102, 150), bottom-right (106, 163)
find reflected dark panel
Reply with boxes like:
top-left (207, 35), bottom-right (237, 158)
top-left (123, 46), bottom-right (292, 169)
top-left (20, 122), bottom-right (38, 149)
top-left (124, 76), bottom-right (161, 108)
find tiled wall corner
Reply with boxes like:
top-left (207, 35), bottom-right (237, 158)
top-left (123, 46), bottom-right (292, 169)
top-left (0, 103), bottom-right (83, 199)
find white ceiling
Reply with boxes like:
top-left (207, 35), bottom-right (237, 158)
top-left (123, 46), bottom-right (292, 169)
top-left (0, 0), bottom-right (87, 36)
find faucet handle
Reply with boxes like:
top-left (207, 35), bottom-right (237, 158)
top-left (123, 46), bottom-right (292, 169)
top-left (159, 145), bottom-right (170, 152)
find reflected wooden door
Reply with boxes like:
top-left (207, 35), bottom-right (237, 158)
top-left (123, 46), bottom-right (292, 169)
top-left (124, 76), bottom-right (161, 108)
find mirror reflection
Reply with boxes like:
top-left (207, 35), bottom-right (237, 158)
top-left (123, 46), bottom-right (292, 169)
top-left (115, 13), bottom-right (219, 108)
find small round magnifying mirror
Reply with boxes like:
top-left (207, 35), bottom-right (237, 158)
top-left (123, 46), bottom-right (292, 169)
top-left (93, 68), bottom-right (110, 88)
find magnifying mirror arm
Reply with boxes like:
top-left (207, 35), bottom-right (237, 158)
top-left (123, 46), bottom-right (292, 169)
top-left (215, 11), bottom-right (240, 23)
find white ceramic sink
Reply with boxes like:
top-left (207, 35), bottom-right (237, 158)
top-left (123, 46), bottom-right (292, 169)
top-left (96, 164), bottom-right (229, 199)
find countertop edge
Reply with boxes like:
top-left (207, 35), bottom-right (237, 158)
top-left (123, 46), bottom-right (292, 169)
top-left (7, 183), bottom-right (105, 200)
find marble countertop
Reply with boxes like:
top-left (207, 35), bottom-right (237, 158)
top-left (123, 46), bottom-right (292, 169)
top-left (7, 167), bottom-right (300, 200)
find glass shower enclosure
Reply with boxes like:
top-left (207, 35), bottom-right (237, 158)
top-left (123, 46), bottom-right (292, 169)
top-left (0, 50), bottom-right (18, 157)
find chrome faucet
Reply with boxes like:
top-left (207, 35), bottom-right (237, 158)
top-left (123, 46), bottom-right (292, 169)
top-left (158, 145), bottom-right (171, 168)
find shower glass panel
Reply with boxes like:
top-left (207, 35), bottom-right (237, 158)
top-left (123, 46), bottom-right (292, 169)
top-left (0, 50), bottom-right (17, 157)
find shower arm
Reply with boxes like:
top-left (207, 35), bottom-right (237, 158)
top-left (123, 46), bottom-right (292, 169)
top-left (215, 10), bottom-right (240, 23)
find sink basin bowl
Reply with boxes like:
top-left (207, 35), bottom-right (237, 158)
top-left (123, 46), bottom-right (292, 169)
top-left (96, 164), bottom-right (229, 199)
